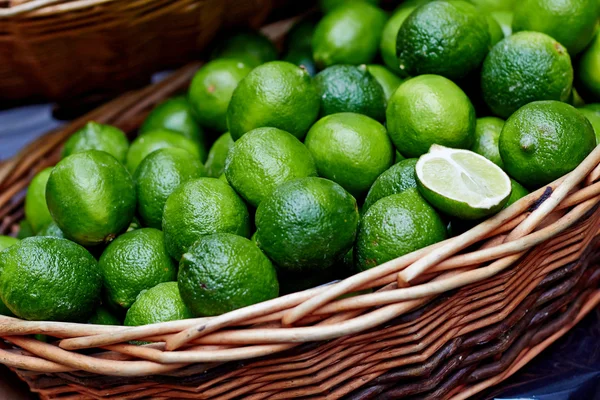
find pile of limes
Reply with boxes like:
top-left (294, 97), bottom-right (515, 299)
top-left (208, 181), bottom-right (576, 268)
top-left (1, 0), bottom-right (599, 327)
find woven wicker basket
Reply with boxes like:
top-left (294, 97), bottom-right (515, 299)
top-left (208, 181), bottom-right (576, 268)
top-left (2, 20), bottom-right (600, 400)
top-left (0, 0), bottom-right (302, 103)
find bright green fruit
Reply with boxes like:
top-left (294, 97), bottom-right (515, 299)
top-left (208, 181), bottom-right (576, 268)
top-left (224, 127), bottom-right (317, 207)
top-left (16, 220), bottom-right (34, 239)
top-left (367, 65), bottom-right (404, 101)
top-left (396, 1), bottom-right (490, 80)
top-left (36, 222), bottom-right (64, 238)
top-left (387, 75), bottom-right (476, 158)
top-left (88, 306), bottom-right (121, 325)
top-left (569, 88), bottom-right (586, 108)
top-left (162, 178), bottom-right (250, 260)
top-left (0, 236), bottom-right (18, 251)
top-left (62, 122), bottom-right (129, 164)
top-left (178, 233), bottom-right (278, 316)
top-left (471, 117), bottom-right (505, 168)
top-left (577, 33), bottom-right (600, 101)
top-left (416, 145), bottom-right (512, 219)
top-left (512, 0), bottom-right (599, 55)
top-left (363, 158), bottom-right (418, 211)
top-left (380, 6), bottom-right (415, 76)
top-left (505, 179), bottom-right (529, 207)
top-left (470, 0), bottom-right (516, 12)
top-left (491, 11), bottom-right (513, 37)
top-left (481, 31), bottom-right (573, 118)
top-left (125, 282), bottom-right (193, 325)
top-left (315, 65), bottom-right (386, 120)
top-left (320, 0), bottom-right (380, 13)
top-left (395, 150), bottom-right (405, 163)
top-left (99, 228), bottom-right (177, 311)
top-left (305, 113), bottom-right (394, 198)
top-left (486, 14), bottom-right (504, 46)
top-left (24, 167), bottom-right (53, 233)
top-left (205, 132), bottom-right (234, 178)
top-left (499, 101), bottom-right (596, 188)
top-left (313, 2), bottom-right (388, 68)
top-left (46, 151), bottom-right (135, 246)
top-left (140, 97), bottom-right (204, 146)
top-left (211, 30), bottom-right (277, 67)
top-left (126, 129), bottom-right (205, 173)
top-left (255, 177), bottom-right (359, 272)
top-left (188, 59), bottom-right (253, 132)
top-left (227, 61), bottom-right (320, 141)
top-left (578, 105), bottom-right (600, 143)
top-left (356, 188), bottom-right (446, 271)
top-left (135, 147), bottom-right (206, 229)
top-left (0, 237), bottom-right (101, 321)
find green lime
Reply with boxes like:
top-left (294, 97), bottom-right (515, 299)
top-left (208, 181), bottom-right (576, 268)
top-left (471, 117), bottom-right (505, 168)
top-left (140, 97), bottom-right (205, 147)
top-left (0, 237), bottom-right (101, 321)
top-left (255, 177), bottom-right (359, 272)
top-left (320, 0), bottom-right (380, 13)
top-left (16, 220), bottom-right (34, 239)
top-left (481, 31), bottom-right (573, 118)
top-left (490, 11), bottom-right (512, 37)
top-left (512, 0), bottom-right (599, 55)
top-left (578, 105), bottom-right (600, 143)
top-left (505, 178), bottom-right (529, 208)
top-left (363, 158), bottom-right (418, 211)
top-left (305, 113), bottom-right (394, 198)
top-left (62, 122), bottom-right (129, 164)
top-left (387, 74), bottom-right (476, 158)
top-left (125, 282), bottom-right (193, 325)
top-left (99, 228), bottom-right (177, 311)
top-left (224, 127), bottom-right (317, 207)
top-left (366, 65), bottom-right (404, 101)
top-left (188, 59), bottom-right (253, 132)
top-left (416, 145), bottom-right (512, 219)
top-left (380, 6), bottom-right (415, 76)
top-left (135, 147), bottom-right (206, 229)
top-left (395, 150), bottom-right (405, 163)
top-left (396, 1), bottom-right (490, 80)
top-left (283, 49), bottom-right (318, 77)
top-left (313, 2), bottom-right (388, 68)
top-left (356, 188), bottom-right (447, 271)
top-left (470, 0), bottom-right (516, 12)
top-left (315, 65), bottom-right (386, 120)
top-left (163, 178), bottom-right (250, 260)
top-left (211, 30), bottom-right (277, 68)
top-left (36, 222), bottom-right (64, 238)
top-left (577, 33), bottom-right (600, 101)
top-left (0, 236), bottom-right (18, 251)
top-left (486, 14), bottom-right (504, 46)
top-left (24, 167), bottom-right (53, 233)
top-left (204, 132), bottom-right (234, 178)
top-left (499, 101), bottom-right (596, 188)
top-left (46, 151), bottom-right (135, 246)
top-left (178, 233), bottom-right (278, 316)
top-left (219, 173), bottom-right (228, 183)
top-left (227, 61), bottom-right (320, 141)
top-left (126, 129), bottom-right (204, 173)
top-left (88, 306), bottom-right (121, 325)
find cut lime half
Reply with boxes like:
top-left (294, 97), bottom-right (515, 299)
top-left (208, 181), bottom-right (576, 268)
top-left (416, 145), bottom-right (512, 220)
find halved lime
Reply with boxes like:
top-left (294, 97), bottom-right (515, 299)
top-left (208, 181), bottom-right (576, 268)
top-left (416, 145), bottom-right (511, 220)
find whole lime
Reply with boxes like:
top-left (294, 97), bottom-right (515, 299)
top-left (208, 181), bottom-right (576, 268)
top-left (125, 282), bottom-right (193, 325)
top-left (363, 158), bottom-right (418, 211)
top-left (62, 122), bottom-right (129, 164)
top-left (204, 132), bottom-right (234, 178)
top-left (140, 97), bottom-right (204, 147)
top-left (46, 150), bottom-right (136, 246)
top-left (211, 30), bottom-right (277, 68)
top-left (224, 127), bottom-right (317, 207)
top-left (380, 6), bottom-right (415, 76)
top-left (24, 167), bottom-right (53, 233)
top-left (471, 117), bottom-right (505, 168)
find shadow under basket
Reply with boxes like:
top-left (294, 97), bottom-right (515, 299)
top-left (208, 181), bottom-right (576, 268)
top-left (3, 25), bottom-right (600, 400)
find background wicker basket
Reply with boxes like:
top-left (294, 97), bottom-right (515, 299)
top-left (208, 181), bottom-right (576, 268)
top-left (0, 0), bottom-right (306, 103)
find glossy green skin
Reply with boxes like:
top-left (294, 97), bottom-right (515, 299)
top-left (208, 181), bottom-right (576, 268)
top-left (63, 122), bottom-right (129, 164)
top-left (125, 282), bottom-right (192, 325)
top-left (305, 113), bottom-right (394, 198)
top-left (0, 237), bottom-right (101, 321)
top-left (505, 179), bottom-right (529, 208)
top-left (320, 0), bottom-right (380, 13)
top-left (205, 133), bottom-right (234, 178)
top-left (472, 117), bottom-right (505, 168)
top-left (471, 0), bottom-right (516, 12)
top-left (380, 7), bottom-right (415, 76)
top-left (211, 31), bottom-right (278, 68)
top-left (188, 60), bottom-right (253, 132)
top-left (227, 61), bottom-right (320, 141)
top-left (36, 222), bottom-right (64, 238)
top-left (499, 101), bottom-right (596, 188)
top-left (255, 177), bottom-right (359, 272)
top-left (578, 106), bottom-right (600, 144)
top-left (24, 167), bottom-right (53, 233)
top-left (315, 65), bottom-right (386, 121)
top-left (178, 234), bottom-right (278, 317)
top-left (396, 1), bottom-right (490, 80)
top-left (162, 178), bottom-right (250, 261)
top-left (387, 75), bottom-right (476, 157)
top-left (99, 228), bottom-right (177, 311)
top-left (512, 0), bottom-right (599, 55)
top-left (126, 129), bottom-right (204, 173)
top-left (46, 151), bottom-right (136, 246)
top-left (135, 148), bottom-right (206, 229)
top-left (363, 158), bottom-right (418, 211)
top-left (224, 127), bottom-right (317, 207)
top-left (481, 32), bottom-right (573, 118)
top-left (486, 14), bottom-right (504, 46)
top-left (313, 2), bottom-right (388, 68)
top-left (366, 65), bottom-right (404, 102)
top-left (356, 189), bottom-right (446, 271)
top-left (578, 34), bottom-right (600, 101)
top-left (88, 306), bottom-right (122, 325)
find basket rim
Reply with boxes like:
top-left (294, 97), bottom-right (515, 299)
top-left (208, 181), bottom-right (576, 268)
top-left (0, 0), bottom-right (118, 18)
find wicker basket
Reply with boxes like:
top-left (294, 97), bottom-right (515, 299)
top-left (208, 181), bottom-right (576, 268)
top-left (0, 0), bottom-right (303, 103)
top-left (2, 21), bottom-right (600, 400)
